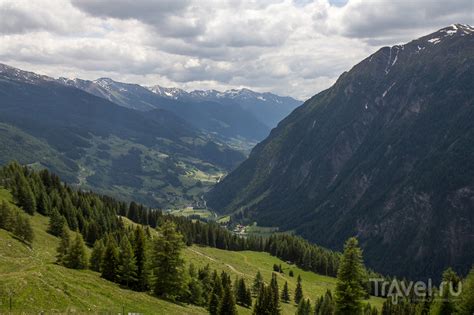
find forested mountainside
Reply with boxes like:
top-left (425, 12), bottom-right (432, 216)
top-left (0, 64), bottom-right (245, 208)
top-left (2, 161), bottom-right (474, 314)
top-left (207, 24), bottom-right (474, 279)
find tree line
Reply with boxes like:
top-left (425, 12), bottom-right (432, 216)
top-left (1, 161), bottom-right (473, 314)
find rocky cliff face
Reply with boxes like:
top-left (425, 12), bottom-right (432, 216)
top-left (206, 24), bottom-right (474, 279)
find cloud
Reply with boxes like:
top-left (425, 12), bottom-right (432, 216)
top-left (0, 0), bottom-right (471, 100)
top-left (327, 0), bottom-right (473, 44)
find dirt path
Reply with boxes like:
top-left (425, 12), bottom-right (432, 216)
top-left (189, 248), bottom-right (245, 276)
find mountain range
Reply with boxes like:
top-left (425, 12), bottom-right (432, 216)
top-left (60, 77), bottom-right (301, 149)
top-left (206, 24), bottom-right (474, 279)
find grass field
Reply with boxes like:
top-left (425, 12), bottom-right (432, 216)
top-left (0, 188), bottom-right (384, 314)
top-left (0, 188), bottom-right (205, 314)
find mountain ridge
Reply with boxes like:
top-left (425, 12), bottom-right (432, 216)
top-left (206, 24), bottom-right (474, 279)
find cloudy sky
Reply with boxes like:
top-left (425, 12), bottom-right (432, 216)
top-left (0, 0), bottom-right (472, 99)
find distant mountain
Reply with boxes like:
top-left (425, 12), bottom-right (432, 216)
top-left (62, 78), bottom-right (276, 145)
top-left (148, 85), bottom-right (302, 129)
top-left (206, 24), bottom-right (474, 279)
top-left (0, 63), bottom-right (245, 208)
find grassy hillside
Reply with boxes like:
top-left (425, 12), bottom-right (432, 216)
top-left (0, 188), bottom-right (205, 314)
top-left (0, 189), bottom-right (383, 314)
top-left (183, 247), bottom-right (384, 314)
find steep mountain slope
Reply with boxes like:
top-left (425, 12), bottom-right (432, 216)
top-left (0, 64), bottom-right (245, 207)
top-left (62, 77), bottom-right (273, 143)
top-left (207, 24), bottom-right (474, 279)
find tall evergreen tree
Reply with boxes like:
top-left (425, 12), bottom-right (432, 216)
top-left (47, 208), bottom-right (66, 237)
top-left (66, 233), bottom-right (88, 269)
top-left (16, 175), bottom-right (36, 215)
top-left (295, 275), bottom-right (304, 305)
top-left (89, 239), bottom-right (105, 272)
top-left (281, 281), bottom-right (290, 303)
top-left (253, 271), bottom-right (264, 295)
top-left (218, 283), bottom-right (238, 315)
top-left (315, 290), bottom-right (335, 315)
top-left (335, 237), bottom-right (366, 315)
top-left (132, 225), bottom-right (148, 291)
top-left (56, 226), bottom-right (70, 265)
top-left (296, 298), bottom-right (312, 315)
top-left (118, 236), bottom-right (138, 287)
top-left (187, 264), bottom-right (206, 306)
top-left (236, 277), bottom-right (252, 307)
top-left (456, 266), bottom-right (474, 315)
top-left (13, 212), bottom-right (34, 244)
top-left (209, 273), bottom-right (224, 315)
top-left (151, 221), bottom-right (186, 300)
top-left (101, 236), bottom-right (119, 282)
top-left (270, 273), bottom-right (280, 314)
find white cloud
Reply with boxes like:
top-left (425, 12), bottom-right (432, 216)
top-left (0, 0), bottom-right (471, 100)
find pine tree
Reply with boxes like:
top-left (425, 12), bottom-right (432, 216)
top-left (430, 268), bottom-right (460, 315)
top-left (295, 275), bottom-right (304, 304)
top-left (151, 221), bottom-right (186, 300)
top-left (101, 236), bottom-right (119, 282)
top-left (335, 237), bottom-right (366, 315)
top-left (56, 226), bottom-right (70, 265)
top-left (132, 225), bottom-right (148, 291)
top-left (118, 236), bottom-right (137, 287)
top-left (456, 266), bottom-right (474, 315)
top-left (253, 271), bottom-right (264, 295)
top-left (13, 212), bottom-right (34, 244)
top-left (296, 298), bottom-right (312, 315)
top-left (0, 201), bottom-right (13, 230)
top-left (281, 281), bottom-right (290, 303)
top-left (289, 270), bottom-right (294, 277)
top-left (315, 290), bottom-right (335, 315)
top-left (236, 277), bottom-right (252, 307)
top-left (48, 208), bottom-right (66, 237)
top-left (89, 239), bottom-right (105, 272)
top-left (16, 175), bottom-right (36, 215)
top-left (209, 274), bottom-right (223, 315)
top-left (188, 265), bottom-right (206, 306)
top-left (270, 273), bottom-right (280, 314)
top-left (66, 233), bottom-right (88, 269)
top-left (218, 284), bottom-right (238, 315)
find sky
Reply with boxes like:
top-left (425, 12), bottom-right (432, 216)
top-left (0, 0), bottom-right (472, 100)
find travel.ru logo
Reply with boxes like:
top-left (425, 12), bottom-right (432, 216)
top-left (369, 278), bottom-right (462, 304)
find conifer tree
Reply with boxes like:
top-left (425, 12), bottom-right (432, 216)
top-left (295, 275), bottom-right (304, 305)
top-left (89, 239), bottom-right (105, 272)
top-left (66, 233), bottom-right (88, 269)
top-left (151, 221), bottom-right (186, 300)
top-left (16, 175), bottom-right (36, 215)
top-left (335, 237), bottom-right (366, 315)
top-left (132, 225), bottom-right (148, 291)
top-left (13, 212), bottom-right (34, 244)
top-left (236, 277), bottom-right (252, 307)
top-left (118, 236), bottom-right (137, 287)
top-left (253, 271), bottom-right (264, 295)
top-left (281, 281), bottom-right (290, 303)
top-left (0, 201), bottom-right (13, 230)
top-left (188, 267), bottom-right (206, 306)
top-left (101, 236), bottom-right (119, 282)
top-left (315, 290), bottom-right (335, 315)
top-left (56, 226), bottom-right (70, 265)
top-left (219, 283), bottom-right (238, 315)
top-left (296, 298), bottom-right (312, 315)
top-left (48, 208), bottom-right (66, 236)
top-left (270, 273), bottom-right (280, 314)
top-left (209, 273), bottom-right (223, 315)
top-left (456, 265), bottom-right (474, 315)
